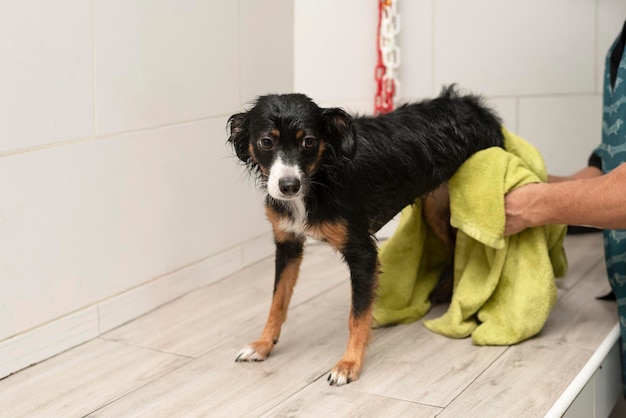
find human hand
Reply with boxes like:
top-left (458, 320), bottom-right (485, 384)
top-left (504, 183), bottom-right (541, 236)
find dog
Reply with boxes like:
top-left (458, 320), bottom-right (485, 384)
top-left (227, 85), bottom-right (504, 386)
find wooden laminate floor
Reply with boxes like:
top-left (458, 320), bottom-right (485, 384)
top-left (0, 233), bottom-right (620, 417)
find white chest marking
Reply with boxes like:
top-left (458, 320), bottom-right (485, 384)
top-left (278, 198), bottom-right (308, 236)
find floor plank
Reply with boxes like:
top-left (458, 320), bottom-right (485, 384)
top-left (262, 382), bottom-right (442, 418)
top-left (89, 282), bottom-right (361, 417)
top-left (0, 339), bottom-right (189, 417)
top-left (557, 232), bottom-right (604, 290)
top-left (533, 261), bottom-right (617, 351)
top-left (438, 344), bottom-right (594, 418)
top-left (347, 315), bottom-right (508, 407)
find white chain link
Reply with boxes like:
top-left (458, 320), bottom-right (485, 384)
top-left (379, 0), bottom-right (401, 106)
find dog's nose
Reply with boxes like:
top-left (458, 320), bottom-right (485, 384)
top-left (279, 177), bottom-right (301, 196)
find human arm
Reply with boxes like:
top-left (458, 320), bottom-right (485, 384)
top-left (504, 163), bottom-right (626, 236)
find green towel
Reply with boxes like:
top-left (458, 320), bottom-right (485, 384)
top-left (373, 128), bottom-right (568, 345)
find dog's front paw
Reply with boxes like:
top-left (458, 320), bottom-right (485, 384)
top-left (235, 341), bottom-right (273, 362)
top-left (327, 359), bottom-right (361, 386)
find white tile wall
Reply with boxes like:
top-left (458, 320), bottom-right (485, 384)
top-left (294, 1), bottom-right (621, 179)
top-left (433, 0), bottom-right (595, 97)
top-left (94, 0), bottom-right (240, 135)
top-left (0, 0), bottom-right (287, 378)
top-left (596, 1), bottom-right (626, 92)
top-left (397, 1), bottom-right (623, 175)
top-left (518, 95), bottom-right (603, 176)
top-left (294, 0), bottom-right (378, 103)
top-left (485, 97), bottom-right (518, 132)
top-left (397, 0), bottom-right (433, 100)
top-left (0, 117), bottom-right (270, 341)
top-left (240, 0), bottom-right (294, 101)
top-left (0, 0), bottom-right (93, 154)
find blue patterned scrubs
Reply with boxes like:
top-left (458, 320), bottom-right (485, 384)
top-left (593, 22), bottom-right (626, 396)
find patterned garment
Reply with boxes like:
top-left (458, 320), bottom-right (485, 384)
top-left (593, 21), bottom-right (626, 397)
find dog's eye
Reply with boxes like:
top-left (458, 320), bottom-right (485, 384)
top-left (301, 136), bottom-right (318, 149)
top-left (258, 137), bottom-right (274, 151)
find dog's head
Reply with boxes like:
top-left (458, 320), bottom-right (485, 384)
top-left (228, 94), bottom-right (356, 201)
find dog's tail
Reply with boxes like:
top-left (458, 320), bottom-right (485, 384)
top-left (439, 84), bottom-right (503, 126)
top-left (438, 84), bottom-right (461, 99)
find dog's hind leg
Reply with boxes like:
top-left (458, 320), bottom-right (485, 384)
top-left (235, 234), bottom-right (304, 362)
top-left (422, 183), bottom-right (454, 255)
top-left (327, 233), bottom-right (377, 386)
top-left (423, 183), bottom-right (455, 304)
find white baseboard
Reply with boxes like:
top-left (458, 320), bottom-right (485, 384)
top-left (97, 245), bottom-right (244, 334)
top-left (0, 306), bottom-right (98, 379)
top-left (0, 232), bottom-right (274, 379)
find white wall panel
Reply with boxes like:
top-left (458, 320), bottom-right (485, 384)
top-left (518, 95), bottom-right (602, 176)
top-left (294, 0), bottom-right (377, 103)
top-left (596, 1), bottom-right (626, 93)
top-left (485, 97), bottom-right (517, 133)
top-left (94, 0), bottom-right (239, 135)
top-left (433, 0), bottom-right (595, 96)
top-left (240, 0), bottom-right (294, 102)
top-left (0, 118), bottom-right (268, 341)
top-left (397, 0), bottom-right (433, 100)
top-left (0, 0), bottom-right (93, 154)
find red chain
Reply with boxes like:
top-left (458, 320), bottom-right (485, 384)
top-left (374, 0), bottom-right (395, 115)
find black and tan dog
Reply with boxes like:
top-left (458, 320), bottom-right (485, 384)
top-left (228, 86), bottom-right (504, 386)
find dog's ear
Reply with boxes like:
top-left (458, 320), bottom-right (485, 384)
top-left (322, 108), bottom-right (357, 159)
top-left (227, 112), bottom-right (251, 162)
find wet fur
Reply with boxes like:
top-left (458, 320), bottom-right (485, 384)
top-left (228, 85), bottom-right (504, 385)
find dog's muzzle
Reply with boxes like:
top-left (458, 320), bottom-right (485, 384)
top-left (267, 157), bottom-right (304, 200)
